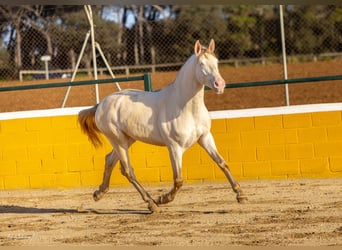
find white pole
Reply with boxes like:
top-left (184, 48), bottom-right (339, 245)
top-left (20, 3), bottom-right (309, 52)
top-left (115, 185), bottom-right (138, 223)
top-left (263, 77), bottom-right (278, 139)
top-left (45, 60), bottom-right (49, 80)
top-left (40, 55), bottom-right (51, 80)
top-left (95, 42), bottom-right (121, 91)
top-left (280, 5), bottom-right (290, 106)
top-left (85, 5), bottom-right (99, 104)
top-left (61, 31), bottom-right (90, 108)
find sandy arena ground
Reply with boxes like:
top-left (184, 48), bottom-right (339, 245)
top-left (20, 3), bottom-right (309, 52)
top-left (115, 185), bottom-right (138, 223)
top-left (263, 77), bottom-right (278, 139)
top-left (0, 179), bottom-right (341, 246)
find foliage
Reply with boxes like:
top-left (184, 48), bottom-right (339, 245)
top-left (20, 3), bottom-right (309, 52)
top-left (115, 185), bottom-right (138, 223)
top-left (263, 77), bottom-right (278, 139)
top-left (0, 5), bottom-right (341, 79)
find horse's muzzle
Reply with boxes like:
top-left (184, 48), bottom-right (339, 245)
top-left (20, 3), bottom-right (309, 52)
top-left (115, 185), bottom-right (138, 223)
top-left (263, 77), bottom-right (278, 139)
top-left (212, 77), bottom-right (225, 94)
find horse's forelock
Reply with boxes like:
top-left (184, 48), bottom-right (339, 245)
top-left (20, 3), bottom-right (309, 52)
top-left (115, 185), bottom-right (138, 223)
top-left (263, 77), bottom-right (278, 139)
top-left (198, 48), bottom-right (216, 59)
top-left (197, 46), bottom-right (216, 58)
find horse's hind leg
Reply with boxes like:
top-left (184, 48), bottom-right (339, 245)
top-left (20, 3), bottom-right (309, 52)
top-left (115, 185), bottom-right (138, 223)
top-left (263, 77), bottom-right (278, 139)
top-left (93, 149), bottom-right (119, 201)
top-left (94, 137), bottom-right (135, 201)
top-left (116, 144), bottom-right (160, 213)
top-left (199, 133), bottom-right (247, 203)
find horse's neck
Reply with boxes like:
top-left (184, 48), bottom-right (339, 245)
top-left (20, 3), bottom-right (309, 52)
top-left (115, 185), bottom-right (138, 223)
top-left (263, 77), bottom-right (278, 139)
top-left (171, 55), bottom-right (205, 111)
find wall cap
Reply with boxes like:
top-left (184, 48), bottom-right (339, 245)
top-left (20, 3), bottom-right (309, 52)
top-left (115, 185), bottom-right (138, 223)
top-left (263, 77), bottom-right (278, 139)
top-left (0, 103), bottom-right (341, 121)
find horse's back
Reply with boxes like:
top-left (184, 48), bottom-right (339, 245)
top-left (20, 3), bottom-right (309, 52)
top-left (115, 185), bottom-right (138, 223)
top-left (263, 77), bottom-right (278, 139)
top-left (95, 89), bottom-right (165, 145)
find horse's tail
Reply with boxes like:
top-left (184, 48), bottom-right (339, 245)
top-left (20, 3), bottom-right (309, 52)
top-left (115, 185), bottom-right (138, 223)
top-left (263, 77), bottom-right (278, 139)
top-left (78, 104), bottom-right (103, 148)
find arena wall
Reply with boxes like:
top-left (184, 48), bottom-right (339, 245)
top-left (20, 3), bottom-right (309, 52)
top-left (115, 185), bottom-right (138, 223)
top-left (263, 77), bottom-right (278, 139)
top-left (0, 103), bottom-right (341, 190)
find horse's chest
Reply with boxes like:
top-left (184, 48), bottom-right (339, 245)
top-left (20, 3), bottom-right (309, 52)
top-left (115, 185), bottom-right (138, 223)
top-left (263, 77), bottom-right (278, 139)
top-left (169, 117), bottom-right (209, 148)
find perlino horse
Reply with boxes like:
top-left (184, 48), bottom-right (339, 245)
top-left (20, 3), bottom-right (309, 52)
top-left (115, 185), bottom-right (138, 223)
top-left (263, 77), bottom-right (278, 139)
top-left (78, 39), bottom-right (247, 213)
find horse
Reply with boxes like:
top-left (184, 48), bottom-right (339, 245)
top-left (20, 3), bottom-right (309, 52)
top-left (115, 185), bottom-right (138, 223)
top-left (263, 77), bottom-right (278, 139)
top-left (78, 39), bottom-right (247, 213)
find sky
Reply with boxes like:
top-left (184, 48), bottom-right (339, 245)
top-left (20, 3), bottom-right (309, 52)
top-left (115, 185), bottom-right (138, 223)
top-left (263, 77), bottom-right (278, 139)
top-left (0, 5), bottom-right (137, 49)
top-left (101, 6), bottom-right (136, 28)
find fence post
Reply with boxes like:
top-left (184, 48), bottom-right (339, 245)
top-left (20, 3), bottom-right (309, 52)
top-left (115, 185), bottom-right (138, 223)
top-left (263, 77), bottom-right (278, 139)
top-left (279, 5), bottom-right (290, 106)
top-left (143, 73), bottom-right (152, 91)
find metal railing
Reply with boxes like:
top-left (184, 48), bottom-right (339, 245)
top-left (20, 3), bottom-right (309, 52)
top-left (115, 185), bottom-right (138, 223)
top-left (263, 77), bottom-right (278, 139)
top-left (3, 73), bottom-right (342, 93)
top-left (18, 52), bottom-right (342, 82)
top-left (214, 75), bottom-right (342, 90)
top-left (0, 73), bottom-right (152, 108)
top-left (0, 73), bottom-right (341, 109)
top-left (0, 74), bottom-right (152, 93)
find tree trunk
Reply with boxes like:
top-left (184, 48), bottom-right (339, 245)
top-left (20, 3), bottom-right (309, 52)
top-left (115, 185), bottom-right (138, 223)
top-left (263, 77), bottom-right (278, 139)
top-left (115, 7), bottom-right (123, 65)
top-left (69, 48), bottom-right (76, 70)
top-left (82, 53), bottom-right (92, 77)
top-left (14, 23), bottom-right (22, 70)
top-left (121, 7), bottom-right (129, 65)
top-left (146, 22), bottom-right (155, 65)
top-left (151, 46), bottom-right (156, 65)
top-left (134, 24), bottom-right (139, 65)
top-left (45, 32), bottom-right (53, 56)
top-left (138, 6), bottom-right (144, 64)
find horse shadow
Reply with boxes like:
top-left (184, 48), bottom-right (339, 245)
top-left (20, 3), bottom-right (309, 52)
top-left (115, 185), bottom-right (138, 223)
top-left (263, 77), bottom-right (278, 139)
top-left (0, 205), bottom-right (229, 215)
top-left (0, 205), bottom-right (78, 214)
top-left (0, 205), bottom-right (152, 215)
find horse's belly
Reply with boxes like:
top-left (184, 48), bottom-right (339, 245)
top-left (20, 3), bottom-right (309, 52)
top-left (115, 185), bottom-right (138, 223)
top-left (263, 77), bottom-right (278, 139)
top-left (123, 119), bottom-right (165, 146)
top-left (116, 97), bottom-right (165, 145)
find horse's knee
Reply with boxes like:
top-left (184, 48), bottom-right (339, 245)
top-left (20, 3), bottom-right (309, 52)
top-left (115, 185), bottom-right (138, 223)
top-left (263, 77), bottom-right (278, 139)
top-left (120, 163), bottom-right (134, 182)
top-left (105, 154), bottom-right (112, 167)
top-left (218, 161), bottom-right (230, 171)
top-left (120, 167), bottom-right (130, 179)
top-left (105, 151), bottom-right (117, 168)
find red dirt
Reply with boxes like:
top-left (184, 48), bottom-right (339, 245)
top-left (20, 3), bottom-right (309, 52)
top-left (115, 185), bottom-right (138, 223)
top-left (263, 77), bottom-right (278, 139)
top-left (0, 60), bottom-right (341, 113)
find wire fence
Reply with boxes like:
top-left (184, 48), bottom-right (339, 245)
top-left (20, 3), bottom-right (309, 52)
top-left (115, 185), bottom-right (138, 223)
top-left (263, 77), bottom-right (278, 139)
top-left (0, 5), bottom-right (341, 112)
top-left (0, 5), bottom-right (341, 79)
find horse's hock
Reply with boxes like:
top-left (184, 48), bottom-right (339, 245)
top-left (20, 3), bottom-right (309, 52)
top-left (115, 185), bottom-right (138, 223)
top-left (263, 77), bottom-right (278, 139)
top-left (0, 103), bottom-right (341, 190)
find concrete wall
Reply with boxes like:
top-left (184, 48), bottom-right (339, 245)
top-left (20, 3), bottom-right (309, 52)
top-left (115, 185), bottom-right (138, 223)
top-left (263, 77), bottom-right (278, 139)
top-left (0, 103), bottom-right (341, 190)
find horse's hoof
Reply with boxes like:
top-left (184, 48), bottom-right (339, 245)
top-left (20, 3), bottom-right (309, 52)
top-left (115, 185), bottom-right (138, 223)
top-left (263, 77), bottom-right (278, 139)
top-left (93, 190), bottom-right (103, 201)
top-left (148, 201), bottom-right (160, 213)
top-left (237, 194), bottom-right (248, 204)
top-left (156, 194), bottom-right (166, 205)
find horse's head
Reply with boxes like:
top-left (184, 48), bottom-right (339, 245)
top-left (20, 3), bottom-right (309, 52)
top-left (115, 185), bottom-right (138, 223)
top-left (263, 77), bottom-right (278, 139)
top-left (194, 39), bottom-right (226, 94)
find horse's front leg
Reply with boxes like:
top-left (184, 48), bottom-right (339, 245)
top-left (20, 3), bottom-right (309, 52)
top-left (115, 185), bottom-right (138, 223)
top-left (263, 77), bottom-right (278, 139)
top-left (93, 149), bottom-right (119, 201)
top-left (198, 133), bottom-right (248, 203)
top-left (156, 144), bottom-right (184, 205)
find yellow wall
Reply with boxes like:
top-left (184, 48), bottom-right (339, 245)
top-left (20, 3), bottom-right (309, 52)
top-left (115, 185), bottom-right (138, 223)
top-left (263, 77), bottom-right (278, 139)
top-left (0, 109), bottom-right (341, 190)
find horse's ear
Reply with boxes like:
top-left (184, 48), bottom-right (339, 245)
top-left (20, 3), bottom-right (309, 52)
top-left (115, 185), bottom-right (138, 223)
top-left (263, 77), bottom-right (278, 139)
top-left (208, 39), bottom-right (215, 53)
top-left (194, 40), bottom-right (201, 56)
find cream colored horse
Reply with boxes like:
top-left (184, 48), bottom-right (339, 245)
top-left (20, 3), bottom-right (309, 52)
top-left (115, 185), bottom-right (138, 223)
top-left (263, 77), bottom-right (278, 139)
top-left (78, 39), bottom-right (247, 212)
